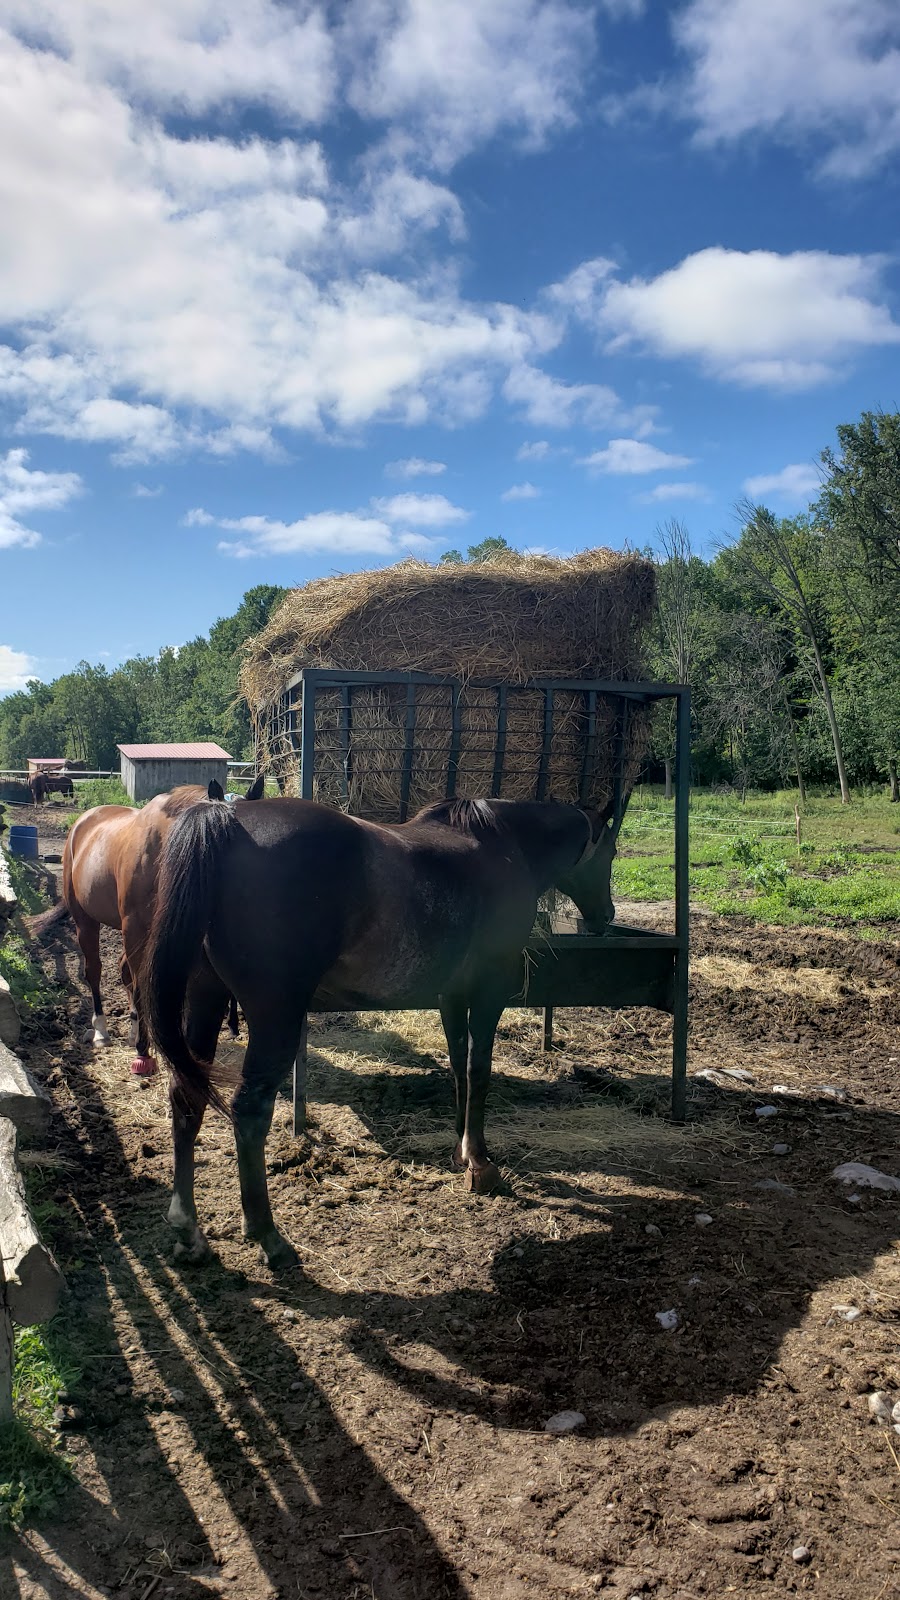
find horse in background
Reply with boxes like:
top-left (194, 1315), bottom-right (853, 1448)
top-left (30, 773), bottom-right (266, 1072)
top-left (144, 794), bottom-right (620, 1269)
top-left (30, 772), bottom-right (75, 805)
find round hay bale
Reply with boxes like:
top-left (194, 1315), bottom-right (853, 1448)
top-left (240, 550), bottom-right (657, 817)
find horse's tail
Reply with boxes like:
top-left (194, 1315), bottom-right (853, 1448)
top-left (28, 902), bottom-right (70, 939)
top-left (145, 803), bottom-right (241, 1117)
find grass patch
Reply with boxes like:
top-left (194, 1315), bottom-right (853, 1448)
top-left (0, 1323), bottom-right (80, 1536)
top-left (0, 931), bottom-right (61, 1013)
top-left (68, 776), bottom-right (130, 812)
top-left (615, 786), bottom-right (900, 929)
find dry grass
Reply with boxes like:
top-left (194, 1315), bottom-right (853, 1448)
top-left (240, 550), bottom-right (656, 816)
top-left (693, 953), bottom-right (894, 1004)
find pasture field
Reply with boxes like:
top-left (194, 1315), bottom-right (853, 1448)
top-left (3, 807), bottom-right (900, 1600)
top-left (616, 787), bottom-right (900, 929)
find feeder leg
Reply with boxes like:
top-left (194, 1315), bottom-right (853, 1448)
top-left (542, 1005), bottom-right (554, 1052)
top-left (293, 1016), bottom-right (308, 1137)
top-left (671, 952), bottom-right (688, 1124)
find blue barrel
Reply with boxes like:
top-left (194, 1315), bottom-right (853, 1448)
top-left (8, 824), bottom-right (39, 859)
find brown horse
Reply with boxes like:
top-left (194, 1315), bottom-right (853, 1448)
top-left (144, 795), bottom-right (620, 1268)
top-left (32, 775), bottom-right (264, 1075)
top-left (30, 772), bottom-right (75, 804)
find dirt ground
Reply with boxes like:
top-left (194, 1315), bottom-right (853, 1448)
top-left (5, 809), bottom-right (900, 1600)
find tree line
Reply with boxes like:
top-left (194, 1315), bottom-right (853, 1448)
top-left (1, 411), bottom-right (897, 798)
top-left (0, 585), bottom-right (287, 770)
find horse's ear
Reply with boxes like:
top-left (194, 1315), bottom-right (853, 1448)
top-left (244, 774), bottom-right (264, 802)
top-left (589, 798), bottom-right (616, 840)
top-left (208, 779), bottom-right (225, 801)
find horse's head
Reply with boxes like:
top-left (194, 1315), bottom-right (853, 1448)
top-left (553, 797), bottom-right (625, 934)
top-left (208, 779), bottom-right (225, 802)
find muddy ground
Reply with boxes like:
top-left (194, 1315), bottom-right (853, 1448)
top-left (5, 809), bottom-right (900, 1600)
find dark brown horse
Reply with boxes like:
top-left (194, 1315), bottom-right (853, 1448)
top-left (31, 775), bottom-right (264, 1075)
top-left (144, 795), bottom-right (620, 1269)
top-left (30, 771), bottom-right (74, 804)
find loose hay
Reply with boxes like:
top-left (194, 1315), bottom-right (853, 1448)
top-left (241, 550), bottom-right (656, 817)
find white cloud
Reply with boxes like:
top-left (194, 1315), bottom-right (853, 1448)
top-left (385, 457), bottom-right (447, 478)
top-left (596, 247), bottom-right (900, 387)
top-left (342, 0), bottom-right (596, 167)
top-left (579, 438), bottom-right (695, 474)
top-left (0, 448), bottom-right (83, 549)
top-left (183, 508), bottom-right (215, 526)
top-left (503, 364), bottom-right (623, 429)
top-left (516, 439), bottom-right (551, 461)
top-left (0, 27), bottom-right (547, 454)
top-left (372, 492), bottom-right (469, 526)
top-left (677, 0), bottom-right (900, 178)
top-left (217, 509), bottom-right (433, 557)
top-left (501, 482), bottom-right (541, 501)
top-left (742, 462), bottom-right (822, 505)
top-left (0, 0), bottom-right (336, 123)
top-left (637, 480), bottom-right (712, 503)
top-left (133, 482), bottom-right (163, 498)
top-left (0, 643), bottom-right (38, 693)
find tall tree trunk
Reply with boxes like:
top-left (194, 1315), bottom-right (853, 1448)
top-left (664, 760), bottom-right (673, 800)
top-left (809, 638), bottom-right (851, 804)
top-left (890, 760), bottom-right (899, 803)
top-left (782, 690), bottom-right (806, 805)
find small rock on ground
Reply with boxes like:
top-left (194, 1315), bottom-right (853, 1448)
top-left (833, 1162), bottom-right (900, 1192)
top-left (544, 1410), bottom-right (586, 1436)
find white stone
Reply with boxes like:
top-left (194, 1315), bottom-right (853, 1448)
top-left (867, 1391), bottom-right (891, 1423)
top-left (694, 1213), bottom-right (713, 1227)
top-left (544, 1410), bottom-right (586, 1435)
top-left (832, 1305), bottom-right (862, 1323)
top-left (655, 1309), bottom-right (679, 1331)
top-left (755, 1105), bottom-right (779, 1118)
top-left (892, 1401), bottom-right (900, 1424)
top-left (833, 1163), bottom-right (900, 1193)
top-left (792, 1546), bottom-right (811, 1564)
top-left (772, 1143), bottom-right (790, 1155)
top-left (0, 976), bottom-right (20, 1048)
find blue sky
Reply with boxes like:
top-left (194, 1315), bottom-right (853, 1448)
top-left (2, 0), bottom-right (899, 691)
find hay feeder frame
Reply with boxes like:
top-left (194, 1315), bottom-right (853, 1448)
top-left (282, 668), bottom-right (690, 1132)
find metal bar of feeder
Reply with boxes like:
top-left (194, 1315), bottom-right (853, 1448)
top-left (577, 688), bottom-right (597, 806)
top-left (398, 682), bottom-right (417, 822)
top-left (535, 687), bottom-right (554, 801)
top-left (339, 684), bottom-right (352, 802)
top-left (491, 684), bottom-right (508, 796)
top-left (299, 675), bottom-right (316, 799)
top-left (445, 683), bottom-right (462, 800)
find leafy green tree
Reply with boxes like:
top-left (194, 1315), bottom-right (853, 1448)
top-left (440, 535), bottom-right (515, 564)
top-left (818, 412), bottom-right (900, 798)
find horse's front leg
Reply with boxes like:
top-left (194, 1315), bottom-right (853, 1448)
top-left (461, 990), bottom-right (507, 1195)
top-left (439, 994), bottom-right (469, 1171)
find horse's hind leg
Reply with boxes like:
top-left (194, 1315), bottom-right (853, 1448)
top-left (232, 1013), bottom-right (304, 1272)
top-left (169, 962), bottom-right (229, 1265)
top-left (460, 989), bottom-right (507, 1196)
top-left (73, 912), bottom-right (108, 1045)
top-left (439, 994), bottom-right (470, 1171)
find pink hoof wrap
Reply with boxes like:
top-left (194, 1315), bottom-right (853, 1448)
top-left (131, 1055), bottom-right (158, 1077)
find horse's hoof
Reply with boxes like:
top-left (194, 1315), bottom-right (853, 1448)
top-left (173, 1236), bottom-right (211, 1266)
top-left (130, 1055), bottom-right (158, 1077)
top-left (465, 1161), bottom-right (504, 1195)
top-left (263, 1238), bottom-right (300, 1273)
